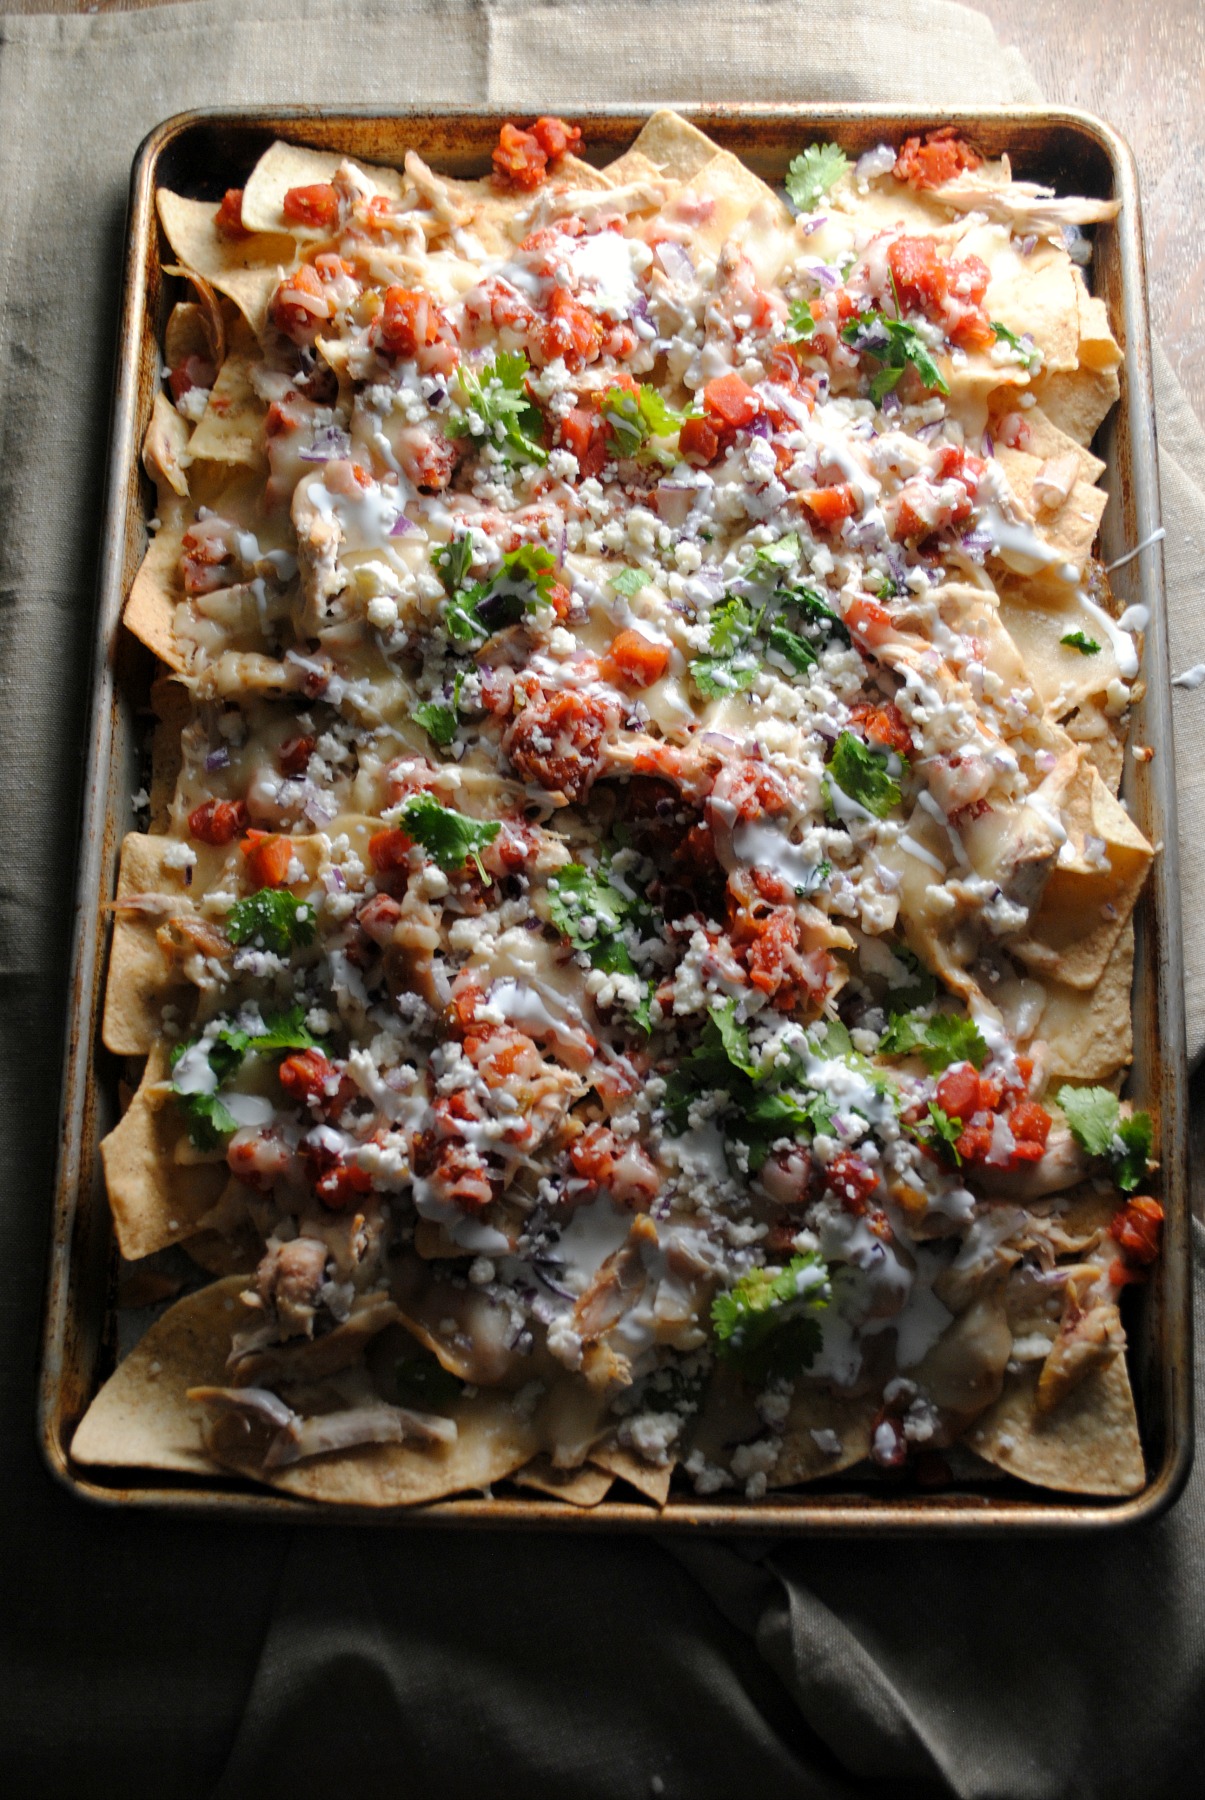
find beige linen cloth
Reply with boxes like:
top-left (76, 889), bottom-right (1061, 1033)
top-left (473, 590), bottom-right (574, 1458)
top-left (2, 6), bottom-right (1204, 1799)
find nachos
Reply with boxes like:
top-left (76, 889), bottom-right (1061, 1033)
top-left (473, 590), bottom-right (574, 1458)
top-left (74, 113), bottom-right (1161, 1507)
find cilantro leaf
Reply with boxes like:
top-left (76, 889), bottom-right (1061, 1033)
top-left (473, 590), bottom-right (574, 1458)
top-left (883, 945), bottom-right (937, 1013)
top-left (743, 534), bottom-right (802, 582)
top-left (447, 350), bottom-right (547, 464)
top-left (709, 997), bottom-right (757, 1079)
top-left (176, 1090), bottom-right (240, 1153)
top-left (783, 583), bottom-right (850, 645)
top-left (827, 730), bottom-right (902, 819)
top-left (711, 1253), bottom-right (830, 1381)
top-left (432, 534), bottom-right (474, 595)
top-left (414, 672), bottom-right (463, 747)
top-left (1056, 1085), bottom-right (1153, 1192)
top-left (691, 596), bottom-right (763, 698)
top-left (921, 1102), bottom-right (963, 1165)
top-left (1116, 1114), bottom-right (1154, 1194)
top-left (546, 862), bottom-right (655, 1032)
top-left (226, 889), bottom-right (316, 957)
top-left (602, 384), bottom-right (689, 460)
top-left (785, 143), bottom-right (849, 213)
top-left (990, 321), bottom-right (1040, 369)
top-left (787, 299), bottom-right (815, 342)
top-left (765, 619), bottom-right (818, 674)
top-left (245, 1005), bottom-right (321, 1056)
top-left (399, 794), bottom-right (501, 880)
top-left (442, 542), bottom-right (561, 647)
top-left (1061, 631), bottom-right (1101, 655)
top-left (879, 1010), bottom-right (988, 1073)
top-left (841, 312), bottom-right (949, 400)
top-left (610, 567), bottom-right (650, 597)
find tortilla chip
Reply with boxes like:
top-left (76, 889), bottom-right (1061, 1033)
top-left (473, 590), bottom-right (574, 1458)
top-left (1014, 760), bottom-right (1153, 987)
top-left (1075, 278), bottom-right (1123, 372)
top-left (239, 138), bottom-right (406, 237)
top-left (72, 1275), bottom-right (245, 1474)
top-left (996, 443), bottom-right (1108, 572)
top-left (770, 1386), bottom-right (877, 1485)
top-left (1062, 695), bottom-right (1125, 793)
top-left (157, 191), bottom-right (296, 340)
top-left (627, 109), bottom-right (720, 181)
top-left (987, 251), bottom-right (1081, 375)
top-left (1031, 363), bottom-right (1120, 446)
top-left (187, 353), bottom-right (266, 468)
top-left (205, 1386), bottom-right (542, 1507)
top-left (670, 152), bottom-right (793, 267)
top-left (164, 298), bottom-right (212, 371)
top-left (123, 525), bottom-right (185, 670)
top-left (997, 578), bottom-right (1122, 715)
top-left (101, 833), bottom-right (201, 1054)
top-left (100, 1043), bottom-right (228, 1260)
top-left (143, 391), bottom-right (191, 501)
top-left (967, 1354), bottom-right (1144, 1494)
top-left (598, 146), bottom-right (670, 189)
top-left (229, 1294), bottom-right (400, 1385)
top-left (1036, 922), bottom-right (1135, 1083)
top-left (514, 1456), bottom-right (614, 1507)
top-left (589, 1442), bottom-right (673, 1504)
top-left (1015, 404), bottom-right (1106, 487)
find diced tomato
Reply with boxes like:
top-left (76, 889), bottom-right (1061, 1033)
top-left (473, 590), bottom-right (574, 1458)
top-left (357, 892), bottom-right (403, 948)
top-left (825, 1151), bottom-right (879, 1215)
top-left (368, 827), bottom-right (414, 874)
top-left (935, 1062), bottom-right (981, 1122)
top-left (1110, 1195), bottom-right (1164, 1266)
top-left (282, 183), bottom-right (341, 230)
top-left (376, 286), bottom-right (441, 357)
top-left (314, 1160), bottom-right (374, 1210)
top-left (188, 798), bottom-right (247, 845)
top-left (888, 235), bottom-right (948, 313)
top-left (214, 188), bottom-right (249, 239)
top-left (279, 1048), bottom-right (335, 1105)
top-left (270, 263), bottom-right (332, 340)
top-left (558, 406), bottom-right (609, 478)
top-left (848, 700), bottom-right (914, 758)
top-left (702, 373), bottom-right (761, 432)
top-left (953, 1122), bottom-right (994, 1164)
top-left (843, 595), bottom-right (894, 647)
top-left (801, 484), bottom-right (857, 529)
top-left (604, 629), bottom-right (670, 689)
top-left (168, 355), bottom-right (217, 402)
top-left (540, 286), bottom-right (602, 369)
top-left (893, 128), bottom-right (984, 190)
top-left (1006, 1100), bottom-right (1052, 1155)
top-left (677, 415), bottom-right (720, 465)
top-left (887, 235), bottom-right (992, 347)
top-left (504, 689), bottom-right (610, 802)
top-left (529, 116), bottom-right (583, 161)
top-left (492, 122), bottom-right (548, 190)
top-left (278, 733), bottom-right (316, 777)
top-left (241, 831), bottom-right (293, 890)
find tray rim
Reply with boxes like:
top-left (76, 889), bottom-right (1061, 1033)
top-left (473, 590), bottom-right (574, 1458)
top-left (38, 100), bottom-right (1194, 1534)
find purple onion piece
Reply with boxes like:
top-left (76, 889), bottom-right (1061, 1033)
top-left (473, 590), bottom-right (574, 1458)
top-left (389, 515), bottom-right (415, 538)
top-left (981, 430), bottom-right (995, 458)
top-left (298, 425), bottom-right (352, 464)
top-left (654, 240), bottom-right (694, 283)
top-left (205, 746), bottom-right (231, 772)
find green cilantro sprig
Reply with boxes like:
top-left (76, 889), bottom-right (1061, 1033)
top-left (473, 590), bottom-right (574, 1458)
top-left (787, 299), bottom-right (815, 342)
top-left (920, 1102), bottom-right (963, 1165)
top-left (841, 312), bottom-right (949, 403)
top-left (398, 793), bottom-right (501, 880)
top-left (609, 567), bottom-right (650, 598)
top-left (878, 1010), bottom-right (988, 1073)
top-left (446, 350), bottom-right (547, 465)
top-left (711, 1253), bottom-right (831, 1381)
top-left (602, 383), bottom-right (691, 461)
top-left (436, 540), bottom-right (561, 648)
top-left (826, 730), bottom-right (902, 819)
top-left (990, 321), bottom-right (1041, 370)
top-left (414, 672), bottom-right (464, 747)
top-left (227, 890), bottom-right (316, 957)
top-left (170, 1005), bottom-right (320, 1149)
top-left (546, 862), bottom-right (655, 1032)
top-left (785, 143), bottom-right (849, 213)
top-left (691, 596), bottom-right (764, 698)
top-left (1056, 1085), bottom-right (1153, 1193)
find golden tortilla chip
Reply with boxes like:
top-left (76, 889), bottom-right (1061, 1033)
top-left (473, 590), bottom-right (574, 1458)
top-left (239, 138), bottom-right (406, 237)
top-left (157, 191), bottom-right (296, 340)
top-left (101, 833), bottom-right (203, 1054)
top-left (147, 676), bottom-right (190, 832)
top-left (967, 1355), bottom-right (1144, 1495)
top-left (1074, 276), bottom-right (1123, 372)
top-left (1036, 922), bottom-right (1135, 1083)
top-left (770, 1386), bottom-right (877, 1485)
top-left (987, 250), bottom-right (1081, 375)
top-left (626, 110), bottom-right (720, 181)
top-left (1014, 759), bottom-right (1153, 988)
top-left (187, 353), bottom-right (266, 468)
top-left (996, 578), bottom-right (1122, 716)
top-left (1062, 695), bottom-right (1125, 794)
top-left (72, 1275), bottom-right (245, 1474)
top-left (123, 525), bottom-right (185, 670)
top-left (514, 1456), bottom-right (614, 1507)
top-left (143, 391), bottom-right (191, 502)
top-left (100, 1044), bottom-right (228, 1260)
top-left (589, 1442), bottom-right (673, 1505)
top-left (996, 443), bottom-right (1108, 573)
top-left (1031, 363), bottom-right (1120, 446)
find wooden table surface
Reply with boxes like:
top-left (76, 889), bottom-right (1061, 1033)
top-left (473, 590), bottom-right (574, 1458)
top-left (4, 0), bottom-right (1201, 424)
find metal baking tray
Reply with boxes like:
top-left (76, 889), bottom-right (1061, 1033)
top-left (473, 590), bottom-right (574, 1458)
top-left (39, 105), bottom-right (1193, 1530)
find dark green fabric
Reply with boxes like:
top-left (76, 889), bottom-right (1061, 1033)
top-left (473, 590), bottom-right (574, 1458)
top-left (1, 6), bottom-right (1202, 1797)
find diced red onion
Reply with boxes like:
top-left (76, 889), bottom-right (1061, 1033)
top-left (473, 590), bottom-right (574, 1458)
top-left (389, 514), bottom-right (415, 537)
top-left (981, 430), bottom-right (995, 457)
top-left (915, 420), bottom-right (943, 442)
top-left (654, 240), bottom-right (694, 283)
top-left (655, 483), bottom-right (694, 528)
top-left (302, 786), bottom-right (338, 826)
top-left (856, 145), bottom-right (898, 180)
top-left (1019, 234), bottom-right (1038, 256)
top-left (298, 425), bottom-right (352, 464)
top-left (323, 866), bottom-right (347, 893)
top-left (205, 746), bottom-right (230, 772)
